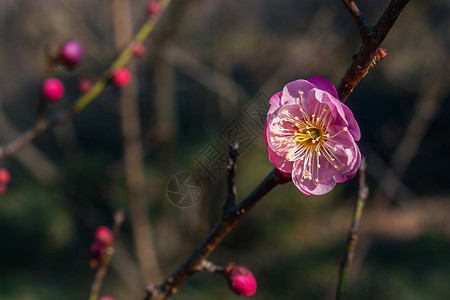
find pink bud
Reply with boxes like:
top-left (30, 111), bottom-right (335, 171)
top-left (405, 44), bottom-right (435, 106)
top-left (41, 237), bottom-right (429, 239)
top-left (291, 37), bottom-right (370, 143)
top-left (111, 69), bottom-right (131, 87)
top-left (225, 265), bottom-right (257, 296)
top-left (132, 43), bottom-right (146, 57)
top-left (147, 1), bottom-right (161, 16)
top-left (99, 297), bottom-right (115, 300)
top-left (78, 78), bottom-right (93, 94)
top-left (59, 40), bottom-right (84, 68)
top-left (42, 78), bottom-right (65, 101)
top-left (0, 168), bottom-right (11, 184)
top-left (95, 226), bottom-right (113, 246)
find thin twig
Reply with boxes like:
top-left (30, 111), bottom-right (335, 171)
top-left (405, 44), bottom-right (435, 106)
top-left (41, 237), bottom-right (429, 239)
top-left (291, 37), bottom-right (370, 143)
top-left (337, 0), bottom-right (410, 102)
top-left (0, 0), bottom-right (172, 161)
top-left (341, 0), bottom-right (371, 39)
top-left (224, 143), bottom-right (239, 210)
top-left (112, 0), bottom-right (162, 284)
top-left (88, 210), bottom-right (125, 300)
top-left (336, 158), bottom-right (368, 300)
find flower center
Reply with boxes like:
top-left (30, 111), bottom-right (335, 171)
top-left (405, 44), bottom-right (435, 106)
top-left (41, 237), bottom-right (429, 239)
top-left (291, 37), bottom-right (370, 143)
top-left (293, 128), bottom-right (322, 146)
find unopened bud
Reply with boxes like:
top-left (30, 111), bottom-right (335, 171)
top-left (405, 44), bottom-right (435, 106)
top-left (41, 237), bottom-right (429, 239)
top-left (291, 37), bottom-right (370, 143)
top-left (374, 48), bottom-right (387, 63)
top-left (95, 226), bottom-right (113, 246)
top-left (147, 1), bottom-right (161, 16)
top-left (225, 264), bottom-right (257, 296)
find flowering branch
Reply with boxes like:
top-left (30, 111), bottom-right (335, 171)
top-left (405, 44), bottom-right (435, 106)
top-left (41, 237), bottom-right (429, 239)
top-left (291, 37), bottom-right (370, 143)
top-left (89, 210), bottom-right (125, 300)
top-left (337, 0), bottom-right (410, 102)
top-left (0, 0), bottom-right (172, 161)
top-left (336, 158), bottom-right (368, 300)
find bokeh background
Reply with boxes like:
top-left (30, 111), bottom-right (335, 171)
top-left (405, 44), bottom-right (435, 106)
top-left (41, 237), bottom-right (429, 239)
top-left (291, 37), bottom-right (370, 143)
top-left (0, 0), bottom-right (449, 299)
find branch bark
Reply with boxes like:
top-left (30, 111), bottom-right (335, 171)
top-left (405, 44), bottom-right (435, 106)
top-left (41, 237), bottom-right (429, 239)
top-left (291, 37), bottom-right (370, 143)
top-left (337, 0), bottom-right (410, 102)
top-left (145, 168), bottom-right (288, 300)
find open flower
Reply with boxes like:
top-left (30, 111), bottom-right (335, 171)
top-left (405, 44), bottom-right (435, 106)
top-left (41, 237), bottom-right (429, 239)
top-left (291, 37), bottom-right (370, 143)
top-left (265, 77), bottom-right (361, 195)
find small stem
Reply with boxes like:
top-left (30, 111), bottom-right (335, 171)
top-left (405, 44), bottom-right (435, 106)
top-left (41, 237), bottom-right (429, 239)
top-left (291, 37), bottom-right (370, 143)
top-left (224, 143), bottom-right (239, 210)
top-left (88, 209), bottom-right (125, 300)
top-left (341, 0), bottom-right (372, 39)
top-left (337, 0), bottom-right (410, 102)
top-left (336, 158), bottom-right (368, 300)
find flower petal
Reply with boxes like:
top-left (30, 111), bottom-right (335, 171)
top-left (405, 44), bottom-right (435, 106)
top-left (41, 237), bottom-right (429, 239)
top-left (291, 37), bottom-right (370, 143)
top-left (264, 122), bottom-right (294, 173)
top-left (282, 79), bottom-right (316, 106)
top-left (307, 76), bottom-right (338, 99)
top-left (334, 146), bottom-right (361, 183)
top-left (292, 156), bottom-right (336, 195)
top-left (267, 91), bottom-right (283, 123)
top-left (342, 104), bottom-right (361, 141)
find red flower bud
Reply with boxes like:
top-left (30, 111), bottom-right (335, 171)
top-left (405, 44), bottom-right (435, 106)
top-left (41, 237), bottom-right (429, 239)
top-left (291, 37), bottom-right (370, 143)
top-left (95, 226), bottom-right (113, 246)
top-left (133, 43), bottom-right (146, 57)
top-left (111, 69), bottom-right (131, 87)
top-left (42, 78), bottom-right (65, 101)
top-left (0, 168), bottom-right (11, 184)
top-left (225, 265), bottom-right (257, 296)
top-left (375, 48), bottom-right (387, 63)
top-left (147, 1), bottom-right (161, 16)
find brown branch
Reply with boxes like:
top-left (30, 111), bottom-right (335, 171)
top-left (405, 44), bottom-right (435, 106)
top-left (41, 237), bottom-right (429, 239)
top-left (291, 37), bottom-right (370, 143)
top-left (337, 0), bottom-right (410, 102)
top-left (144, 168), bottom-right (287, 300)
top-left (341, 0), bottom-right (371, 39)
top-left (336, 158), bottom-right (368, 300)
top-left (0, 110), bottom-right (74, 160)
top-left (224, 143), bottom-right (239, 210)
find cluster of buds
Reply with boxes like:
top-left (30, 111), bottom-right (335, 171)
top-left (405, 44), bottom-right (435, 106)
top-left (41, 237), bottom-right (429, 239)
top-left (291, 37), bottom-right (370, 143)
top-left (0, 168), bottom-right (11, 195)
top-left (42, 40), bottom-right (84, 101)
top-left (89, 226), bottom-right (114, 269)
top-left (223, 263), bottom-right (257, 296)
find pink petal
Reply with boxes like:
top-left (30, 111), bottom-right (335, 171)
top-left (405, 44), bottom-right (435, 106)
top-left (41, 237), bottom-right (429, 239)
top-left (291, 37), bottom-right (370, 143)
top-left (264, 122), bottom-right (293, 173)
top-left (307, 76), bottom-right (338, 99)
top-left (292, 156), bottom-right (336, 195)
top-left (282, 79), bottom-right (316, 106)
top-left (268, 146), bottom-right (294, 173)
top-left (342, 104), bottom-right (361, 141)
top-left (335, 145), bottom-right (361, 183)
top-left (267, 91), bottom-right (283, 122)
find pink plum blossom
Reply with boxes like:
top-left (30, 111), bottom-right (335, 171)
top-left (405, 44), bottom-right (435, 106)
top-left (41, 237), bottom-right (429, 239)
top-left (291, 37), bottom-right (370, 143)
top-left (265, 77), bottom-right (361, 195)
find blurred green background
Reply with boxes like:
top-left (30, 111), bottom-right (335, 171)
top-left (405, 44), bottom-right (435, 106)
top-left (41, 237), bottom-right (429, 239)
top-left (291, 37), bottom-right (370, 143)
top-left (0, 0), bottom-right (449, 299)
